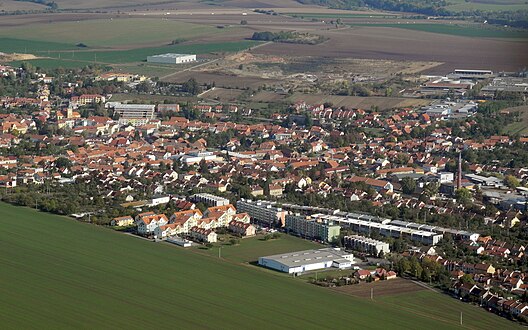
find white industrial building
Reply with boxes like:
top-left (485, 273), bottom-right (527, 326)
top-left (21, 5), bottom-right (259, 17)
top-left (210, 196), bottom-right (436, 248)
top-left (147, 53), bottom-right (196, 64)
top-left (192, 193), bottom-right (230, 207)
top-left (179, 151), bottom-right (217, 165)
top-left (258, 248), bottom-right (354, 274)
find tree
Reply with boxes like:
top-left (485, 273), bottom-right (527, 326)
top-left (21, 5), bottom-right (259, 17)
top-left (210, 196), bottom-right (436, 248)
top-left (455, 188), bottom-right (472, 205)
top-left (401, 177), bottom-right (416, 195)
top-left (182, 78), bottom-right (201, 95)
top-left (504, 175), bottom-right (520, 189)
top-left (55, 157), bottom-right (72, 169)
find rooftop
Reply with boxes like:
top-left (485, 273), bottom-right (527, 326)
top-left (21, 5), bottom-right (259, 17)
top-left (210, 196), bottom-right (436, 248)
top-left (260, 248), bottom-right (352, 268)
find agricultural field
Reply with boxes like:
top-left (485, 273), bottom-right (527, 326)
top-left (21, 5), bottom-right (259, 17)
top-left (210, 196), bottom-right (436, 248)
top-left (0, 202), bottom-right (519, 329)
top-left (0, 0), bottom-right (48, 12)
top-left (445, 0), bottom-right (528, 12)
top-left (252, 26), bottom-right (528, 73)
top-left (349, 23), bottom-right (528, 39)
top-left (0, 18), bottom-right (225, 48)
top-left (331, 278), bottom-right (427, 298)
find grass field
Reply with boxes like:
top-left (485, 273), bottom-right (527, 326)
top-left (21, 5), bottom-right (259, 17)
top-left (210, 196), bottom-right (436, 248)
top-left (0, 202), bottom-right (519, 329)
top-left (349, 23), bottom-right (528, 39)
top-left (194, 234), bottom-right (321, 263)
top-left (0, 19), bottom-right (224, 48)
top-left (502, 105), bottom-right (528, 136)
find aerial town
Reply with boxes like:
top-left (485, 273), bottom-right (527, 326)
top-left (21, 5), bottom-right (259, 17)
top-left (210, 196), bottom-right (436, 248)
top-left (1, 0), bottom-right (528, 328)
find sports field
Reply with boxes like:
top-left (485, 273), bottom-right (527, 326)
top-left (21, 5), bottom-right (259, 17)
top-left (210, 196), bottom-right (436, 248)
top-left (0, 202), bottom-right (518, 328)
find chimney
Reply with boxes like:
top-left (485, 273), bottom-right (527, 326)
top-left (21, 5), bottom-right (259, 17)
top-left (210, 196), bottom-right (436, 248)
top-left (457, 151), bottom-right (462, 190)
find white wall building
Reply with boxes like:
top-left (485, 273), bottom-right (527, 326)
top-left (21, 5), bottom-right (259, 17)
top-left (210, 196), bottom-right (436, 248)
top-left (147, 53), bottom-right (196, 64)
top-left (258, 248), bottom-right (354, 274)
top-left (192, 193), bottom-right (230, 207)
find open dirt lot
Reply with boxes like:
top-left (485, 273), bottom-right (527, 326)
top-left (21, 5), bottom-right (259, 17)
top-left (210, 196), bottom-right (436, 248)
top-left (331, 278), bottom-right (427, 298)
top-left (252, 26), bottom-right (528, 73)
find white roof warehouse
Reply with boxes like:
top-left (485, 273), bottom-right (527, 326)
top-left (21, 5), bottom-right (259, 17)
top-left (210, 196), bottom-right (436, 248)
top-left (258, 248), bottom-right (354, 274)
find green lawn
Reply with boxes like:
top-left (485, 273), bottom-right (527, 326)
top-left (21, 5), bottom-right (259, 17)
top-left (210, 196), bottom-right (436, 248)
top-left (195, 234), bottom-right (321, 263)
top-left (502, 105), bottom-right (528, 136)
top-left (351, 23), bottom-right (528, 39)
top-left (0, 202), bottom-right (517, 329)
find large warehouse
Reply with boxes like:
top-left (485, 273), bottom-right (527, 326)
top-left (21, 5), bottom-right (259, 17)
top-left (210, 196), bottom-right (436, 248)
top-left (147, 53), bottom-right (196, 64)
top-left (258, 248), bottom-right (354, 274)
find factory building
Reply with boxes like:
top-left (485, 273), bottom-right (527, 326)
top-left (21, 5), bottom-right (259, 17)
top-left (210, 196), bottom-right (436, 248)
top-left (344, 235), bottom-right (390, 256)
top-left (236, 199), bottom-right (287, 227)
top-left (192, 193), bottom-right (230, 207)
top-left (258, 248), bottom-right (354, 274)
top-left (147, 53), bottom-right (196, 64)
top-left (285, 214), bottom-right (341, 243)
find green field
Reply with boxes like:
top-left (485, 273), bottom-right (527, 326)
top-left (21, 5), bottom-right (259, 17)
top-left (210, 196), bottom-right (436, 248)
top-left (0, 202), bottom-right (518, 328)
top-left (5, 41), bottom-right (260, 70)
top-left (195, 234), bottom-right (321, 263)
top-left (502, 105), bottom-right (528, 136)
top-left (0, 38), bottom-right (77, 53)
top-left (445, 0), bottom-right (528, 12)
top-left (351, 23), bottom-right (528, 38)
top-left (0, 18), bottom-right (224, 48)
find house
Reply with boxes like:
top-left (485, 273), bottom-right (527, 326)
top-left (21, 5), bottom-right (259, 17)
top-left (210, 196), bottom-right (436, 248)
top-left (268, 184), bottom-right (283, 197)
top-left (111, 216), bottom-right (134, 227)
top-left (204, 204), bottom-right (237, 227)
top-left (229, 220), bottom-right (256, 237)
top-left (154, 223), bottom-right (180, 239)
top-left (355, 269), bottom-right (371, 280)
top-left (189, 226), bottom-right (217, 243)
top-left (170, 209), bottom-right (203, 233)
top-left (474, 263), bottom-right (495, 274)
top-left (137, 214), bottom-right (169, 235)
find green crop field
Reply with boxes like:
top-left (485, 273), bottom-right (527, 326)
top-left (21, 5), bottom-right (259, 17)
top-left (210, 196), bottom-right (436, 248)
top-left (0, 19), bottom-right (225, 48)
top-left (351, 23), bottom-right (528, 38)
top-left (5, 41), bottom-right (261, 70)
top-left (0, 38), bottom-right (78, 53)
top-left (0, 202), bottom-right (518, 329)
top-left (445, 0), bottom-right (528, 12)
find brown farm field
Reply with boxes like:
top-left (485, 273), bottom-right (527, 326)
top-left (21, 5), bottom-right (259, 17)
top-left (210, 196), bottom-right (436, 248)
top-left (331, 278), bottom-right (427, 298)
top-left (251, 26), bottom-right (528, 73)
